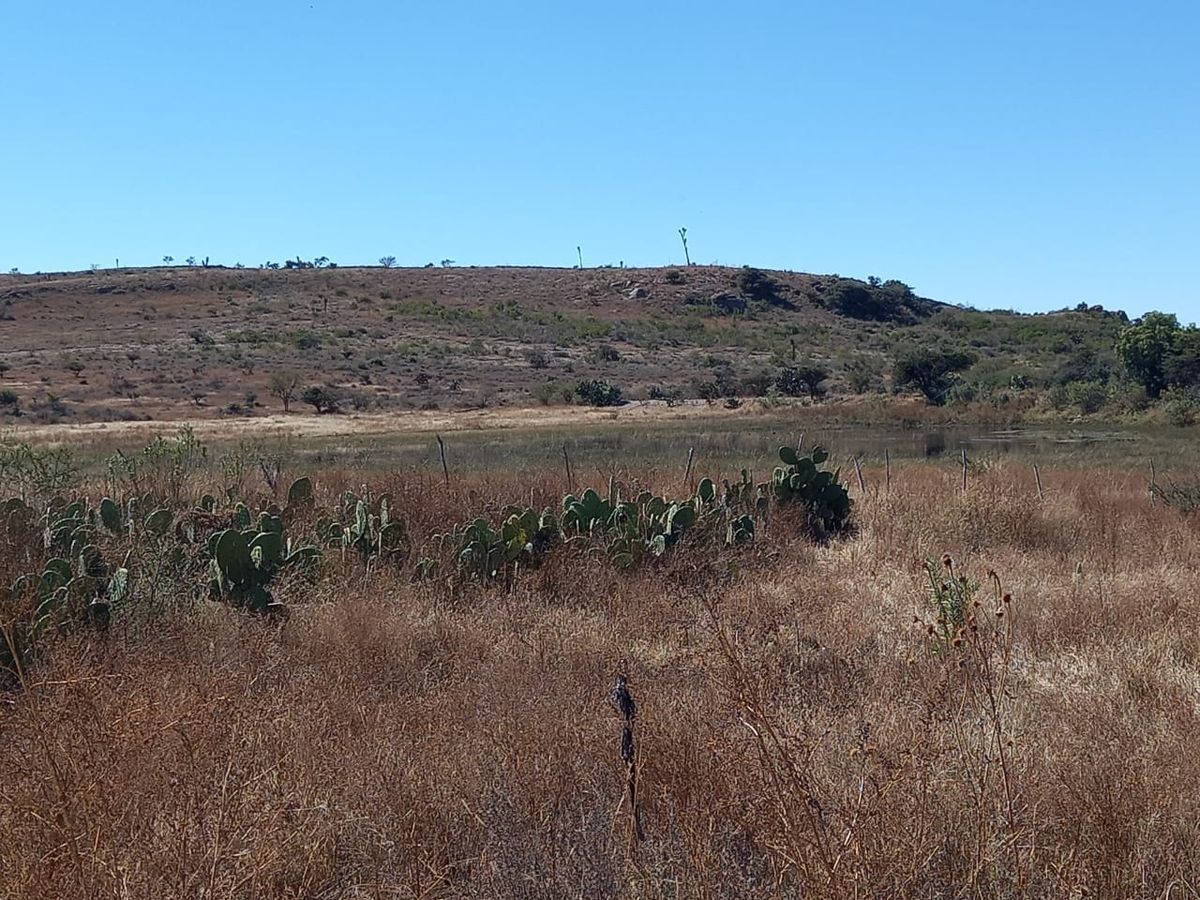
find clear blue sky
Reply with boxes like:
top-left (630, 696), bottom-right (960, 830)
top-left (2, 1), bottom-right (1197, 318)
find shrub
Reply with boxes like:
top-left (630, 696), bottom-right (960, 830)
top-left (1044, 383), bottom-right (1070, 411)
top-left (575, 379), bottom-right (624, 407)
top-left (1161, 388), bottom-right (1199, 427)
top-left (648, 385), bottom-right (683, 406)
top-left (292, 331), bottom-right (322, 351)
top-left (892, 349), bottom-right (976, 405)
top-left (525, 349), bottom-right (550, 369)
top-left (1106, 379), bottom-right (1151, 414)
top-left (844, 358), bottom-right (882, 394)
top-left (741, 370), bottom-right (774, 397)
top-left (823, 278), bottom-right (922, 321)
top-left (1052, 347), bottom-right (1111, 385)
top-left (1066, 380), bottom-right (1107, 414)
top-left (301, 385), bottom-right (340, 414)
top-left (531, 381), bottom-right (564, 406)
top-left (735, 268), bottom-right (787, 307)
top-left (946, 382), bottom-right (979, 405)
top-left (776, 365), bottom-right (828, 400)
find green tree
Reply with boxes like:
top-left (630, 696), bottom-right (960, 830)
top-left (1115, 311), bottom-right (1180, 399)
top-left (268, 372), bottom-right (301, 412)
top-left (574, 379), bottom-right (623, 407)
top-left (301, 385), bottom-right (340, 414)
top-left (1164, 328), bottom-right (1200, 390)
top-left (892, 349), bottom-right (976, 405)
top-left (776, 365), bottom-right (828, 400)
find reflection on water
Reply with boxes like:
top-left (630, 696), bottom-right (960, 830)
top-left (822, 427), bottom-right (1130, 460)
top-left (289, 421), bottom-right (1143, 475)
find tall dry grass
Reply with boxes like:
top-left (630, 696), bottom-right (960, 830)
top-left (2, 461), bottom-right (1200, 897)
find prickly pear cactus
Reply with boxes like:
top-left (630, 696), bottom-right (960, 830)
top-left (772, 445), bottom-right (852, 535)
top-left (207, 513), bottom-right (320, 614)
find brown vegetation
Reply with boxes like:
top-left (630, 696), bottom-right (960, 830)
top-left (3, 457), bottom-right (1199, 897)
top-left (0, 264), bottom-right (1125, 426)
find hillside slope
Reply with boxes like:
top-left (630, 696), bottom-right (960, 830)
top-left (0, 265), bottom-right (1125, 424)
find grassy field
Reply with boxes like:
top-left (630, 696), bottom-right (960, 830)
top-left (2, 420), bottom-right (1200, 897)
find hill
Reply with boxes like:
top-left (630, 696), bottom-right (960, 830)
top-left (0, 264), bottom-right (1127, 424)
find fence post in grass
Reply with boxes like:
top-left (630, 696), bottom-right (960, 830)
top-left (436, 434), bottom-right (450, 487)
top-left (961, 448), bottom-right (968, 493)
top-left (610, 665), bottom-right (644, 851)
top-left (1033, 463), bottom-right (1044, 500)
top-left (884, 448), bottom-right (891, 494)
top-left (853, 455), bottom-right (866, 495)
top-left (562, 443), bottom-right (574, 492)
top-left (683, 446), bottom-right (695, 489)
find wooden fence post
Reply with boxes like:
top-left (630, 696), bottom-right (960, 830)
top-left (562, 443), bottom-right (574, 492)
top-left (436, 434), bottom-right (450, 487)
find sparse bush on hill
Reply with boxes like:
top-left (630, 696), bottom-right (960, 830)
top-left (735, 267), bottom-right (788, 307)
top-left (268, 372), bottom-right (301, 412)
top-left (741, 370), bottom-right (774, 397)
top-left (1161, 387), bottom-right (1199, 426)
top-left (1052, 347), bottom-right (1112, 386)
top-left (1066, 379), bottom-right (1107, 414)
top-left (575, 379), bottom-right (624, 407)
top-left (301, 385), bottom-right (340, 414)
top-left (821, 277), bottom-right (927, 322)
top-left (844, 357), bottom-right (884, 393)
top-left (776, 365), bottom-right (828, 400)
top-left (892, 348), bottom-right (976, 405)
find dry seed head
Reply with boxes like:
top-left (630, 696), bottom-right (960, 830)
top-left (941, 553), bottom-right (953, 568)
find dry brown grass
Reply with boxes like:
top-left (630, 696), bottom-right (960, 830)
top-left (3, 461), bottom-right (1200, 897)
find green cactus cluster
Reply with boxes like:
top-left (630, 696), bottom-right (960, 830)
top-left (2, 445), bottom-right (852, 640)
top-left (96, 494), bottom-right (175, 537)
top-left (585, 490), bottom-right (696, 567)
top-left (430, 453), bottom-right (845, 580)
top-left (317, 489), bottom-right (409, 567)
top-left (11, 547), bottom-right (130, 635)
top-left (208, 511), bottom-right (319, 613)
top-left (771, 445), bottom-right (852, 534)
top-left (434, 506), bottom-right (558, 583)
top-left (3, 498), bottom-right (132, 679)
